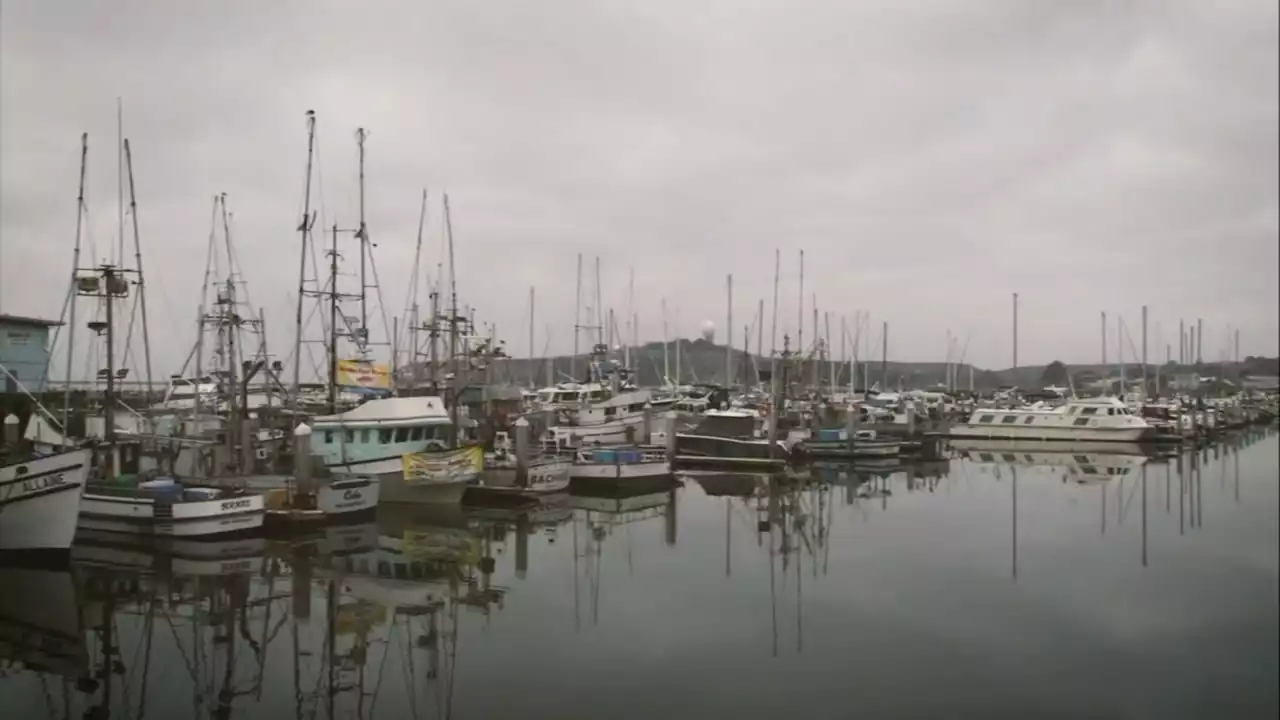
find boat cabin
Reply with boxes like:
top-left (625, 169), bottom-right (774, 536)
top-left (311, 396), bottom-right (454, 465)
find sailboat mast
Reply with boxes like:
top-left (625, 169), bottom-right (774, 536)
top-left (292, 110), bottom-right (317, 417)
top-left (122, 139), bottom-right (154, 399)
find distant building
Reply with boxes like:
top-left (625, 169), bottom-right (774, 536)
top-left (0, 314), bottom-right (61, 394)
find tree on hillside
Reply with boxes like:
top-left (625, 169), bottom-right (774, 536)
top-left (1040, 360), bottom-right (1069, 387)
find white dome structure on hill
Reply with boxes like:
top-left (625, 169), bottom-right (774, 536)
top-left (700, 321), bottom-right (716, 342)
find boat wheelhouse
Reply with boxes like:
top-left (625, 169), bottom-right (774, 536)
top-left (950, 396), bottom-right (1154, 443)
top-left (312, 396), bottom-right (455, 478)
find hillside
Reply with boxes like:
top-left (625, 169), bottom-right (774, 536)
top-left (474, 339), bottom-right (1279, 391)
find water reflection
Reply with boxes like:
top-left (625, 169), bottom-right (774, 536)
top-left (0, 427), bottom-right (1274, 719)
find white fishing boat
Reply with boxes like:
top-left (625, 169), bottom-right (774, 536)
top-left (543, 390), bottom-right (659, 449)
top-left (78, 477), bottom-right (265, 538)
top-left (0, 448), bottom-right (93, 553)
top-left (477, 457), bottom-right (573, 496)
top-left (948, 396), bottom-right (1155, 443)
top-left (312, 396), bottom-right (456, 478)
top-left (570, 446), bottom-right (671, 481)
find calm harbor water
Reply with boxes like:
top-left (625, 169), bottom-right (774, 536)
top-left (2, 429), bottom-right (1277, 719)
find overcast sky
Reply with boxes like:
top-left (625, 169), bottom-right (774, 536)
top-left (1, 0), bottom-right (1276, 382)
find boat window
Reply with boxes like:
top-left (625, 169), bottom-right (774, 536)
top-left (345, 430), bottom-right (355, 443)
top-left (1106, 408), bottom-right (1115, 416)
top-left (395, 427), bottom-right (410, 442)
top-left (324, 430), bottom-right (334, 444)
top-left (379, 429), bottom-right (393, 444)
top-left (411, 426), bottom-right (425, 441)
top-left (1001, 415), bottom-right (1018, 424)
top-left (1074, 455), bottom-right (1091, 463)
top-left (1024, 454), bottom-right (1035, 462)
top-left (604, 407), bottom-right (617, 419)
top-left (1081, 407), bottom-right (1099, 416)
top-left (1023, 416), bottom-right (1035, 424)
top-left (979, 414), bottom-right (995, 423)
top-left (1073, 418), bottom-right (1089, 426)
top-left (1066, 406), bottom-right (1077, 415)
top-left (1080, 466), bottom-right (1099, 475)
top-left (360, 429), bottom-right (370, 444)
top-left (1002, 453), bottom-right (1017, 463)
top-left (979, 453), bottom-right (995, 462)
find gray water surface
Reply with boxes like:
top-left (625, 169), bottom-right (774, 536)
top-left (2, 429), bottom-right (1276, 719)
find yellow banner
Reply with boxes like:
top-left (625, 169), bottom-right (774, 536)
top-left (401, 445), bottom-right (483, 485)
top-left (336, 359), bottom-right (390, 389)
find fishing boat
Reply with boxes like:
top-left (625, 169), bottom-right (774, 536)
top-left (0, 447), bottom-right (93, 554)
top-left (78, 476), bottom-right (266, 538)
top-left (473, 457), bottom-right (573, 500)
top-left (674, 410), bottom-right (793, 468)
top-left (570, 446), bottom-right (671, 481)
top-left (312, 396), bottom-right (456, 478)
top-left (543, 390), bottom-right (661, 449)
top-left (801, 427), bottom-right (902, 459)
top-left (949, 395), bottom-right (1155, 443)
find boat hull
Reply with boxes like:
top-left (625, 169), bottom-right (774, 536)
top-left (804, 440), bottom-right (901, 458)
top-left (948, 424), bottom-right (1152, 443)
top-left (0, 449), bottom-right (92, 552)
top-left (569, 460), bottom-right (671, 481)
top-left (78, 487), bottom-right (265, 538)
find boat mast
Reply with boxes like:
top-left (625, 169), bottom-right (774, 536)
top-left (104, 267), bottom-right (117, 479)
top-left (528, 286), bottom-right (536, 386)
top-left (726, 273), bottom-right (733, 388)
top-left (661, 297), bottom-right (668, 385)
top-left (61, 133), bottom-right (88, 447)
top-left (573, 253), bottom-right (582, 382)
top-left (409, 188), bottom-right (427, 389)
top-left (328, 224), bottom-right (340, 414)
top-left (356, 127), bottom-right (369, 352)
top-left (122, 139), bottom-right (154, 400)
top-left (221, 196), bottom-right (241, 466)
top-left (292, 110), bottom-right (317, 420)
top-left (444, 194), bottom-right (459, 441)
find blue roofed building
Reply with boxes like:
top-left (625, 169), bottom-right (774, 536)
top-left (0, 314), bottom-right (61, 394)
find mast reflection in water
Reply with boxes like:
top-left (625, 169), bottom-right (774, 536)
top-left (0, 428), bottom-right (1274, 719)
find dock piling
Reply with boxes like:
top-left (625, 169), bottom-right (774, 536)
top-left (514, 416), bottom-right (530, 486)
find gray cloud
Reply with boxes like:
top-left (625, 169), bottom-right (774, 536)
top-left (1, 0), bottom-right (1275, 382)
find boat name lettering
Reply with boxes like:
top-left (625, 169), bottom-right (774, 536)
top-left (21, 473), bottom-right (66, 494)
top-left (342, 489), bottom-right (363, 501)
top-left (221, 498), bottom-right (253, 511)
